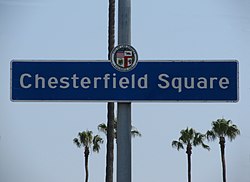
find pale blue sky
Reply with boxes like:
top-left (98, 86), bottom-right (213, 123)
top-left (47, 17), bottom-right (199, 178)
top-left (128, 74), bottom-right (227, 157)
top-left (1, 0), bottom-right (250, 182)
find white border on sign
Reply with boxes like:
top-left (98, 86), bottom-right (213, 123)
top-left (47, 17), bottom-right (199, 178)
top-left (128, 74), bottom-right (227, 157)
top-left (10, 59), bottom-right (239, 103)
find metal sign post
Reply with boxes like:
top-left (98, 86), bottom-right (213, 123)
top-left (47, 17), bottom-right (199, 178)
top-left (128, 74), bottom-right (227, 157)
top-left (117, 0), bottom-right (132, 181)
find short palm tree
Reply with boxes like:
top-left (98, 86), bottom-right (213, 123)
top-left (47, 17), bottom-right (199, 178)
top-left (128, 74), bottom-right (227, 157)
top-left (98, 118), bottom-right (141, 139)
top-left (73, 130), bottom-right (103, 182)
top-left (172, 127), bottom-right (210, 182)
top-left (206, 118), bottom-right (240, 182)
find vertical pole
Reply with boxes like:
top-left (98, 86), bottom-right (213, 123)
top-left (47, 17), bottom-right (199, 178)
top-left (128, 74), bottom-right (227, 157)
top-left (117, 0), bottom-right (131, 182)
top-left (118, 0), bottom-right (131, 44)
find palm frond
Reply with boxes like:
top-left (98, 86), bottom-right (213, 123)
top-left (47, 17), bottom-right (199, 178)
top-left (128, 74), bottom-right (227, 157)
top-left (172, 140), bottom-right (184, 151)
top-left (201, 143), bottom-right (210, 151)
top-left (77, 130), bottom-right (93, 148)
top-left (206, 130), bottom-right (216, 141)
top-left (131, 126), bottom-right (142, 138)
top-left (179, 127), bottom-right (195, 144)
top-left (210, 118), bottom-right (240, 142)
top-left (174, 127), bottom-right (210, 153)
top-left (93, 135), bottom-right (103, 153)
top-left (98, 123), bottom-right (108, 135)
top-left (193, 132), bottom-right (203, 146)
top-left (192, 132), bottom-right (210, 151)
top-left (73, 138), bottom-right (81, 148)
top-left (226, 123), bottom-right (240, 141)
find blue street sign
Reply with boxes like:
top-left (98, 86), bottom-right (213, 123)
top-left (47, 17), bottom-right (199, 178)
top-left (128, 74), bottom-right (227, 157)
top-left (11, 60), bottom-right (238, 102)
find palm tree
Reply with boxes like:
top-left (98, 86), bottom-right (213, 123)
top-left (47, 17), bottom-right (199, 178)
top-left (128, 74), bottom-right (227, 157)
top-left (172, 127), bottom-right (210, 182)
top-left (106, 102), bottom-right (114, 182)
top-left (106, 0), bottom-right (115, 181)
top-left (206, 118), bottom-right (240, 182)
top-left (73, 130), bottom-right (103, 182)
top-left (98, 118), bottom-right (142, 139)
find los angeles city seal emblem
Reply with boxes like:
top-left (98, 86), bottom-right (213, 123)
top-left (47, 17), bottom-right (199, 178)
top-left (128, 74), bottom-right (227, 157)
top-left (110, 45), bottom-right (138, 72)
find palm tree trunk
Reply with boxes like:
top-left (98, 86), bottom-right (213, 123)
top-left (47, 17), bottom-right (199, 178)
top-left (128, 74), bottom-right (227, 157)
top-left (108, 0), bottom-right (115, 57)
top-left (84, 148), bottom-right (90, 182)
top-left (106, 0), bottom-right (115, 181)
top-left (106, 103), bottom-right (115, 182)
top-left (186, 144), bottom-right (192, 182)
top-left (219, 137), bottom-right (226, 182)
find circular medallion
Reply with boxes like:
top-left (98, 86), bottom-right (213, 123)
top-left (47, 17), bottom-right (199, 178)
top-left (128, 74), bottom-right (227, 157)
top-left (110, 45), bottom-right (138, 72)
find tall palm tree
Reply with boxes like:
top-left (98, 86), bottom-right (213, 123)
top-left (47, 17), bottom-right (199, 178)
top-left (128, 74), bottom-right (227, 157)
top-left (73, 130), bottom-right (103, 182)
top-left (106, 0), bottom-right (115, 181)
top-left (206, 118), bottom-right (240, 182)
top-left (172, 127), bottom-right (210, 182)
top-left (98, 118), bottom-right (142, 139)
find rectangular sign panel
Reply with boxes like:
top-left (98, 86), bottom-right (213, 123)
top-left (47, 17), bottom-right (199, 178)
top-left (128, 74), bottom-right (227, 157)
top-left (11, 60), bottom-right (238, 102)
